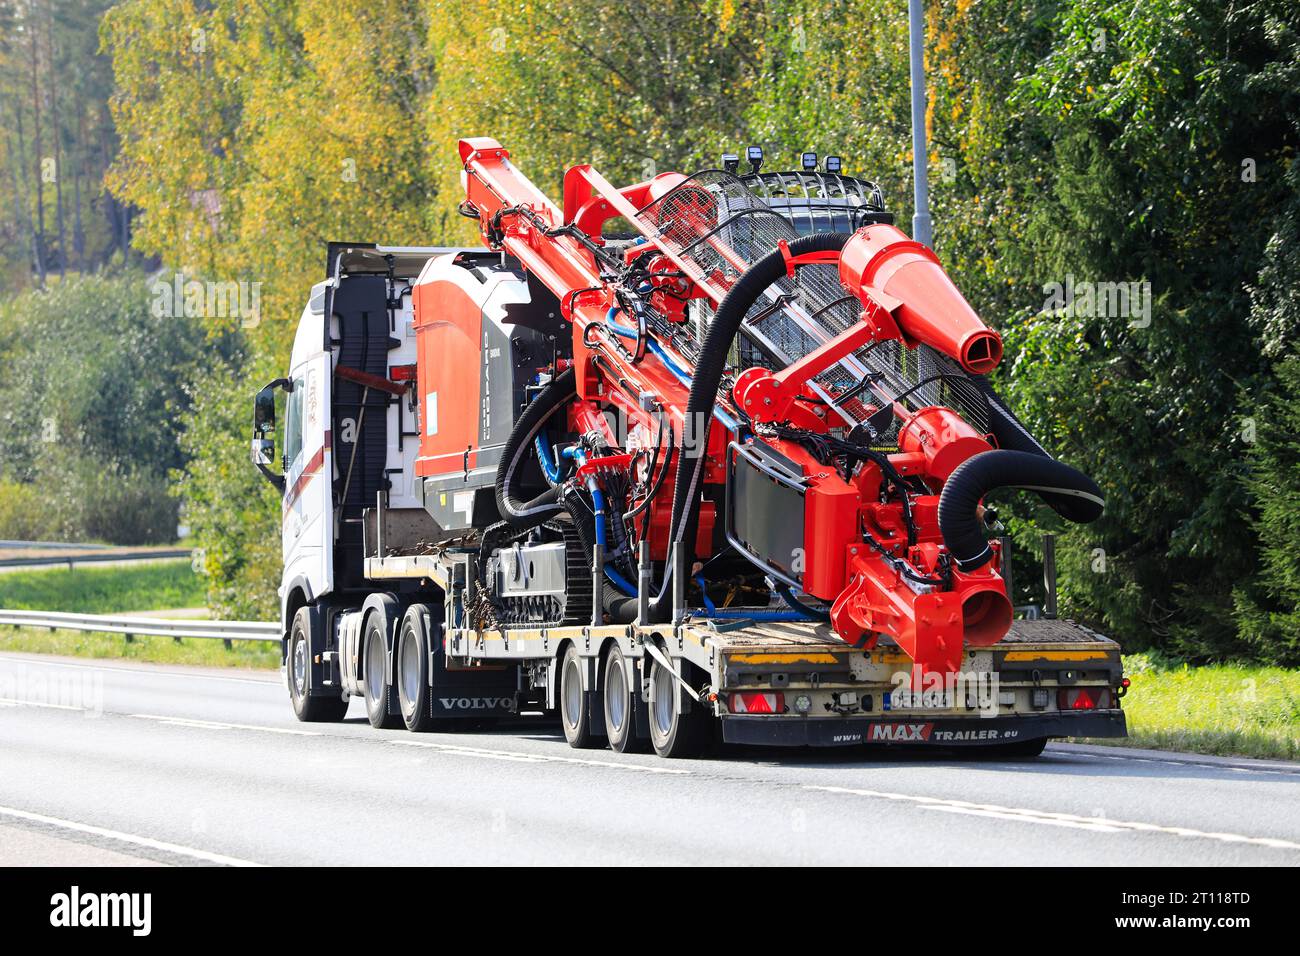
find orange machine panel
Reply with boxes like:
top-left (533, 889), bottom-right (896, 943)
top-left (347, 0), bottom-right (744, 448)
top-left (413, 276), bottom-right (484, 478)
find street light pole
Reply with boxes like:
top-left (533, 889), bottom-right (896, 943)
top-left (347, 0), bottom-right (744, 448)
top-left (908, 0), bottom-right (933, 247)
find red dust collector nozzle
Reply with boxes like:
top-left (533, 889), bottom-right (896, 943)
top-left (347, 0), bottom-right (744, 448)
top-left (839, 224), bottom-right (1003, 374)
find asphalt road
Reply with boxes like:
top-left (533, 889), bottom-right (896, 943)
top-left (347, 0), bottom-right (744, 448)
top-left (0, 651), bottom-right (1297, 866)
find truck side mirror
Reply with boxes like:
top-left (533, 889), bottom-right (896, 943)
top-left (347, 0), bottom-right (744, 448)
top-left (251, 437), bottom-right (276, 466)
top-left (254, 385), bottom-right (278, 435)
top-left (252, 379), bottom-right (291, 494)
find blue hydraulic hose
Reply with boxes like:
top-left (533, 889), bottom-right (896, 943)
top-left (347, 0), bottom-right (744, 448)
top-left (534, 436), bottom-right (562, 484)
top-left (563, 441), bottom-right (637, 600)
top-left (694, 573), bottom-right (823, 622)
top-left (605, 566), bottom-right (637, 596)
top-left (562, 446), bottom-right (607, 546)
top-left (590, 484), bottom-right (607, 547)
top-left (604, 308), bottom-right (740, 431)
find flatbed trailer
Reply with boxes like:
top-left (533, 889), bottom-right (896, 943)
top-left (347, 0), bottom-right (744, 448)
top-left (338, 546), bottom-right (1126, 756)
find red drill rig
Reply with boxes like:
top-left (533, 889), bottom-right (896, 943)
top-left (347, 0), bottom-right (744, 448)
top-left (443, 138), bottom-right (1104, 680)
top-left (256, 139), bottom-right (1124, 752)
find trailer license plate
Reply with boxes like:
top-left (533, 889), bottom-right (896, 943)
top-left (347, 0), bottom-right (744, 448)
top-left (886, 689), bottom-right (955, 710)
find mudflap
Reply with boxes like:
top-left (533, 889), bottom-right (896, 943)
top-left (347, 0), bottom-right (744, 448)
top-left (427, 649), bottom-right (519, 720)
top-left (306, 601), bottom-right (340, 698)
top-left (722, 710), bottom-right (1127, 748)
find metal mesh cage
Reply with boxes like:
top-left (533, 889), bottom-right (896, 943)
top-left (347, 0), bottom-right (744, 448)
top-left (739, 170), bottom-right (888, 237)
top-left (635, 171), bottom-right (989, 443)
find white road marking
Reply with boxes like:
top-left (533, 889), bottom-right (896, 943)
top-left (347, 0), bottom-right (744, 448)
top-left (1060, 750), bottom-right (1300, 777)
top-left (807, 785), bottom-right (1300, 850)
top-left (0, 804), bottom-right (264, 867)
top-left (129, 714), bottom-right (321, 736)
top-left (391, 739), bottom-right (691, 774)
top-left (0, 697), bottom-right (82, 711)
top-left (924, 805), bottom-right (1126, 832)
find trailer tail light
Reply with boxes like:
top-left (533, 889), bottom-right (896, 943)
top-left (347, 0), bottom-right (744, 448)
top-left (729, 692), bottom-right (784, 714)
top-left (1058, 687), bottom-right (1110, 711)
top-left (390, 364), bottom-right (418, 382)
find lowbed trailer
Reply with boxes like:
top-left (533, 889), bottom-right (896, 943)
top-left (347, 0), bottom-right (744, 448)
top-left (252, 141), bottom-right (1127, 758)
top-left (324, 542), bottom-right (1124, 757)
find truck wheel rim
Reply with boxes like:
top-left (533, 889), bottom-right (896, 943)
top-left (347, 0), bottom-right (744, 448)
top-left (562, 655), bottom-right (582, 728)
top-left (292, 635), bottom-right (307, 697)
top-left (400, 628), bottom-right (420, 705)
top-left (652, 663), bottom-right (674, 736)
top-left (605, 656), bottom-right (626, 732)
top-left (366, 628), bottom-right (384, 701)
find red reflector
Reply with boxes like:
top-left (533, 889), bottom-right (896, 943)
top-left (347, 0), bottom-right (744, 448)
top-left (1058, 687), bottom-right (1109, 710)
top-left (729, 692), bottom-right (784, 715)
top-left (390, 364), bottom-right (417, 382)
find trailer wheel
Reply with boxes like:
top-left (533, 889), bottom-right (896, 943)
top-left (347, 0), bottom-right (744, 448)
top-left (603, 644), bottom-right (649, 753)
top-left (362, 611), bottom-right (400, 729)
top-left (647, 655), bottom-right (711, 759)
top-left (288, 606), bottom-right (348, 723)
top-left (397, 604), bottom-right (435, 732)
top-left (559, 645), bottom-right (604, 749)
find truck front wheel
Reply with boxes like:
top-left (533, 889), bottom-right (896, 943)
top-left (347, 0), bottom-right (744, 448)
top-left (288, 606), bottom-right (348, 723)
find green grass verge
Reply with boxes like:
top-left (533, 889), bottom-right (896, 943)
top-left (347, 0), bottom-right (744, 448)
top-left (0, 561), bottom-right (279, 670)
top-left (0, 560), bottom-right (205, 612)
top-left (1084, 654), bottom-right (1300, 761)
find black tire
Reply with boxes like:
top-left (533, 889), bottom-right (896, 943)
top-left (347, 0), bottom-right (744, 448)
top-left (362, 609), bottom-right (400, 729)
top-left (603, 644), bottom-right (649, 753)
top-left (559, 645), bottom-right (604, 749)
top-left (397, 604), bottom-right (436, 732)
top-left (647, 654), bottom-right (711, 759)
top-left (287, 606), bottom-right (348, 723)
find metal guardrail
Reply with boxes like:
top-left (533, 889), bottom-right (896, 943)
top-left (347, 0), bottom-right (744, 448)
top-left (0, 549), bottom-right (192, 569)
top-left (0, 540), bottom-right (113, 550)
top-left (0, 608), bottom-right (280, 642)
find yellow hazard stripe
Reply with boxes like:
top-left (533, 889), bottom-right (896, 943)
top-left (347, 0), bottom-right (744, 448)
top-left (1003, 649), bottom-right (1109, 662)
top-left (730, 652), bottom-right (841, 665)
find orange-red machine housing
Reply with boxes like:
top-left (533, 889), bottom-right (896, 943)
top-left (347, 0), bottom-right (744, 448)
top-left (412, 271), bottom-right (485, 478)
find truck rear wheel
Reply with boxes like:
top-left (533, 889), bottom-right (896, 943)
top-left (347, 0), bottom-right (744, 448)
top-left (559, 645), bottom-right (604, 749)
top-left (603, 644), bottom-right (648, 753)
top-left (363, 611), bottom-right (400, 729)
top-left (647, 656), bottom-right (711, 759)
top-left (397, 604), bottom-right (435, 732)
top-left (288, 606), bottom-right (348, 723)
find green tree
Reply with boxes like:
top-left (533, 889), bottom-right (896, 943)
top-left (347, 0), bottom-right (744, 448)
top-left (1002, 0), bottom-right (1300, 659)
top-left (173, 353), bottom-right (282, 619)
top-left (0, 272), bottom-right (225, 542)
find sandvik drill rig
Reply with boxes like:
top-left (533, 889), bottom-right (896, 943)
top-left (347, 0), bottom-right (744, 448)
top-left (256, 140), bottom-right (1123, 756)
top-left (453, 138), bottom-right (1103, 676)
